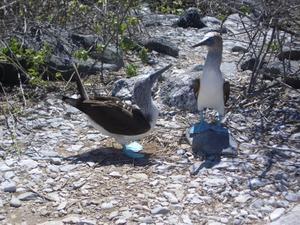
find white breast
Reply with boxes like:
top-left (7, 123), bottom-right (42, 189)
top-left (197, 69), bottom-right (224, 115)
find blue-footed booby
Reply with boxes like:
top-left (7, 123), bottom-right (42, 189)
top-left (190, 32), bottom-right (230, 134)
top-left (62, 64), bottom-right (172, 158)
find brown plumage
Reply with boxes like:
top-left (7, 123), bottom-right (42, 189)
top-left (62, 96), bottom-right (151, 135)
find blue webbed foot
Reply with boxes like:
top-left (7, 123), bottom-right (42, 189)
top-left (122, 142), bottom-right (144, 159)
top-left (190, 120), bottom-right (210, 135)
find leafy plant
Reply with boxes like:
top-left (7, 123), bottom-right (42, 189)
top-left (73, 48), bottom-right (89, 61)
top-left (138, 47), bottom-right (149, 63)
top-left (125, 63), bottom-right (138, 77)
top-left (0, 38), bottom-right (52, 86)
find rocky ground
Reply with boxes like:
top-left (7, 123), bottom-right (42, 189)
top-left (1, 7), bottom-right (300, 225)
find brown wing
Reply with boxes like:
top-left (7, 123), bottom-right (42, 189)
top-left (191, 78), bottom-right (230, 104)
top-left (223, 81), bottom-right (230, 104)
top-left (65, 98), bottom-right (151, 135)
top-left (192, 78), bottom-right (200, 98)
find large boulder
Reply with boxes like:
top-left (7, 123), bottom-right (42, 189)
top-left (278, 49), bottom-right (300, 61)
top-left (1, 25), bottom-right (124, 85)
top-left (174, 8), bottom-right (206, 29)
top-left (0, 61), bottom-right (28, 86)
top-left (141, 37), bottom-right (179, 58)
top-left (160, 65), bottom-right (203, 112)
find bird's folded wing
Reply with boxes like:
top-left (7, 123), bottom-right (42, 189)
top-left (76, 100), bottom-right (151, 135)
top-left (223, 81), bottom-right (230, 104)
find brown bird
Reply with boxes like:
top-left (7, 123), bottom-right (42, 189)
top-left (62, 64), bottom-right (172, 158)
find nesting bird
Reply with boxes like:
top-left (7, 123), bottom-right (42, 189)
top-left (62, 64), bottom-right (172, 158)
top-left (190, 32), bottom-right (230, 134)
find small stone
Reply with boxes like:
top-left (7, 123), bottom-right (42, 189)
top-left (269, 208), bottom-right (285, 221)
top-left (249, 178), bottom-right (266, 189)
top-left (163, 192), bottom-right (178, 204)
top-left (18, 192), bottom-right (38, 201)
top-left (40, 149), bottom-right (59, 157)
top-left (235, 194), bottom-right (251, 203)
top-left (271, 200), bottom-right (289, 208)
top-left (220, 217), bottom-right (229, 223)
top-left (101, 202), bottom-right (114, 209)
top-left (109, 171), bottom-right (122, 177)
top-left (181, 214), bottom-right (192, 224)
top-left (233, 218), bottom-right (242, 225)
top-left (66, 144), bottom-right (83, 152)
top-left (38, 222), bottom-right (64, 225)
top-left (0, 163), bottom-right (12, 172)
top-left (139, 216), bottom-right (153, 224)
top-left (151, 206), bottom-right (170, 215)
top-left (57, 201), bottom-right (67, 211)
top-left (4, 171), bottom-right (15, 179)
top-left (73, 179), bottom-right (86, 189)
top-left (176, 149), bottom-right (185, 155)
top-left (207, 221), bottom-right (224, 225)
top-left (48, 165), bottom-right (60, 173)
top-left (50, 158), bottom-right (62, 165)
top-left (289, 132), bottom-right (300, 141)
top-left (19, 159), bottom-right (38, 170)
top-left (285, 192), bottom-right (300, 202)
top-left (232, 45), bottom-right (248, 53)
top-left (59, 164), bottom-right (77, 172)
top-left (108, 211), bottom-right (119, 220)
top-left (130, 173), bottom-right (148, 181)
top-left (10, 196), bottom-right (21, 207)
top-left (47, 192), bottom-right (61, 202)
top-left (204, 177), bottom-right (227, 187)
top-left (251, 199), bottom-right (264, 208)
top-left (2, 181), bottom-right (16, 192)
top-left (115, 218), bottom-right (126, 225)
top-left (62, 216), bottom-right (96, 225)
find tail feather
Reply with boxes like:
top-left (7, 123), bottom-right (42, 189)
top-left (62, 96), bottom-right (79, 107)
top-left (72, 62), bottom-right (89, 100)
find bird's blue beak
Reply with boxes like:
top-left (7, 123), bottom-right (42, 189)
top-left (192, 37), bottom-right (213, 48)
top-left (149, 64), bottom-right (172, 83)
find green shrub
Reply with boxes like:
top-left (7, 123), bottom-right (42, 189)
top-left (125, 63), bottom-right (138, 77)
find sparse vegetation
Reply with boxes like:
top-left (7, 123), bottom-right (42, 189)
top-left (125, 63), bottom-right (138, 77)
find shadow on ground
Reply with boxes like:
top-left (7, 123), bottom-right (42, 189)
top-left (186, 127), bottom-right (238, 174)
top-left (63, 147), bottom-right (153, 167)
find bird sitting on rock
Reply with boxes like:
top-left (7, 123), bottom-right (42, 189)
top-left (62, 64), bottom-right (172, 158)
top-left (190, 31), bottom-right (230, 135)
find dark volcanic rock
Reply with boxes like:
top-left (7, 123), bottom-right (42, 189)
top-left (174, 8), bottom-right (206, 29)
top-left (262, 60), bottom-right (298, 76)
top-left (278, 49), bottom-right (300, 61)
top-left (4, 25), bottom-right (124, 85)
top-left (240, 58), bottom-right (265, 71)
top-left (70, 33), bottom-right (99, 49)
top-left (285, 76), bottom-right (300, 89)
top-left (142, 37), bottom-right (179, 58)
top-left (0, 61), bottom-right (28, 86)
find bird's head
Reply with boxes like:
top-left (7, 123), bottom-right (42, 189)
top-left (192, 31), bottom-right (223, 50)
top-left (133, 64), bottom-right (172, 108)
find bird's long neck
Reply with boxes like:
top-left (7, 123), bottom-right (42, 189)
top-left (138, 95), bottom-right (159, 127)
top-left (204, 46), bottom-right (222, 72)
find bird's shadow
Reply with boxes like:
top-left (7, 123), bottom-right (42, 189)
top-left (186, 127), bottom-right (237, 173)
top-left (63, 147), bottom-right (153, 167)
